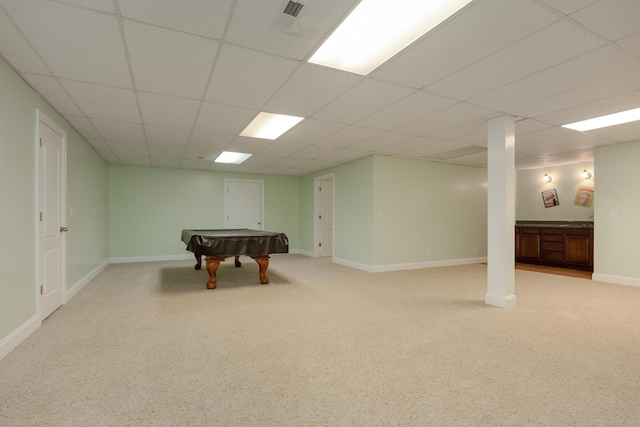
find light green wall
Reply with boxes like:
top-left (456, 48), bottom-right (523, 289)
top-left (0, 56), bottom-right (109, 342)
top-left (109, 166), bottom-right (300, 257)
top-left (373, 156), bottom-right (487, 264)
top-left (517, 161), bottom-right (595, 221)
top-left (300, 155), bottom-right (486, 267)
top-left (593, 141), bottom-right (640, 280)
top-left (300, 156), bottom-right (375, 264)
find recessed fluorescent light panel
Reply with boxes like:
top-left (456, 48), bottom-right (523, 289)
top-left (562, 107), bottom-right (640, 132)
top-left (240, 112), bottom-right (304, 140)
top-left (308, 0), bottom-right (474, 75)
top-left (214, 151), bottom-right (252, 164)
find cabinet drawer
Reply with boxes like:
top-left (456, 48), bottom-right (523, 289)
top-left (542, 251), bottom-right (563, 262)
top-left (519, 227), bottom-right (540, 235)
top-left (542, 234), bottom-right (563, 242)
top-left (542, 241), bottom-right (563, 251)
top-left (565, 228), bottom-right (591, 236)
top-left (542, 228), bottom-right (563, 235)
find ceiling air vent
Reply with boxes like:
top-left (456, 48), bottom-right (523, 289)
top-left (276, 1), bottom-right (306, 30)
top-left (283, 1), bottom-right (304, 17)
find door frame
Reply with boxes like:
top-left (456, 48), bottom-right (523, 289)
top-left (36, 109), bottom-right (67, 317)
top-left (314, 173), bottom-right (335, 258)
top-left (224, 178), bottom-right (264, 229)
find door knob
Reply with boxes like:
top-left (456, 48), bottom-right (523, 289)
top-left (60, 226), bottom-right (69, 232)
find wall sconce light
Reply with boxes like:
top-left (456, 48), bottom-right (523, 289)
top-left (543, 174), bottom-right (552, 182)
top-left (581, 169), bottom-right (592, 179)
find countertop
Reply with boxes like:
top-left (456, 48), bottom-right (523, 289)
top-left (516, 221), bottom-right (594, 228)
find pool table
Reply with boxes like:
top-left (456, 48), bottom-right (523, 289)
top-left (181, 229), bottom-right (289, 289)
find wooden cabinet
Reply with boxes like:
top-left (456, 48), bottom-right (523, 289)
top-left (515, 223), bottom-right (593, 271)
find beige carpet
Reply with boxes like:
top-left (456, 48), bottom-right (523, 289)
top-left (1, 255), bottom-right (639, 426)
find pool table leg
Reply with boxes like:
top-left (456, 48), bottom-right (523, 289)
top-left (234, 255), bottom-right (241, 267)
top-left (204, 256), bottom-right (225, 289)
top-left (249, 254), bottom-right (270, 284)
top-left (194, 252), bottom-right (202, 270)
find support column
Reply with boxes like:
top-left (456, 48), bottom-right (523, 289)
top-left (486, 115), bottom-right (516, 308)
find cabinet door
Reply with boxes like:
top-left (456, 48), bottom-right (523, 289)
top-left (519, 233), bottom-right (541, 260)
top-left (564, 235), bottom-right (591, 265)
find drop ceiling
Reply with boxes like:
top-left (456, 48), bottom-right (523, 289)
top-left (1, 0), bottom-right (639, 175)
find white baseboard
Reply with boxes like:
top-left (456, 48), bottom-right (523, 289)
top-left (296, 249), bottom-right (316, 257)
top-left (65, 259), bottom-right (110, 303)
top-left (0, 314), bottom-right (40, 361)
top-left (592, 273), bottom-right (640, 288)
top-left (110, 254), bottom-right (193, 264)
top-left (333, 256), bottom-right (487, 273)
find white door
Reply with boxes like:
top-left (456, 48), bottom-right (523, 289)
top-left (224, 179), bottom-right (264, 229)
top-left (38, 112), bottom-right (66, 320)
top-left (315, 175), bottom-right (334, 257)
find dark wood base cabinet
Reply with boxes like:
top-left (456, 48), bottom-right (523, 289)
top-left (515, 224), bottom-right (593, 271)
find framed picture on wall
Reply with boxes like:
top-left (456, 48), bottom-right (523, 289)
top-left (542, 189), bottom-right (559, 208)
top-left (574, 186), bottom-right (594, 208)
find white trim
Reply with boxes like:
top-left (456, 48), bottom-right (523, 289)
top-left (224, 178), bottom-right (264, 229)
top-left (485, 293), bottom-right (517, 308)
top-left (334, 256), bottom-right (488, 273)
top-left (65, 260), bottom-right (110, 302)
top-left (314, 173), bottom-right (335, 257)
top-left (592, 273), bottom-right (640, 288)
top-left (36, 109), bottom-right (67, 320)
top-left (297, 249), bottom-right (317, 258)
top-left (0, 315), bottom-right (40, 361)
top-left (111, 254), bottom-right (194, 264)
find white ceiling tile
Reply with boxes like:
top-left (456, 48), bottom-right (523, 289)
top-left (442, 152), bottom-right (488, 167)
top-left (150, 157), bottom-right (182, 169)
top-left (99, 152), bottom-right (120, 163)
top-left (138, 92), bottom-right (199, 129)
top-left (396, 102), bottom-right (493, 137)
top-left (539, 0), bottom-right (599, 15)
top-left (22, 74), bottom-right (82, 115)
top-left (295, 159), bottom-right (339, 171)
top-left (348, 132), bottom-right (414, 152)
top-left (124, 20), bottom-right (218, 99)
top-left (508, 67), bottom-right (640, 118)
top-left (206, 44), bottom-right (299, 110)
top-left (264, 63), bottom-right (362, 117)
top-left (317, 149), bottom-right (368, 163)
top-left (64, 115), bottom-right (101, 139)
top-left (225, 0), bottom-right (359, 60)
top-left (428, 119), bottom-right (488, 141)
top-left (0, 9), bottom-right (49, 74)
top-left (401, 141), bottom-right (471, 158)
top-left (257, 166), bottom-right (291, 175)
top-left (279, 119), bottom-right (347, 145)
top-left (91, 119), bottom-right (145, 143)
top-left (224, 136), bottom-right (271, 153)
top-left (148, 145), bottom-right (186, 158)
top-left (571, 0), bottom-right (640, 41)
top-left (426, 19), bottom-right (606, 100)
top-left (183, 147), bottom-right (222, 162)
top-left (536, 90), bottom-right (640, 125)
top-left (288, 145), bottom-right (338, 159)
top-left (118, 155), bottom-right (151, 167)
top-left (313, 79), bottom-right (414, 124)
top-left (356, 91), bottom-right (458, 130)
top-left (2, 0), bottom-right (131, 87)
top-left (268, 157), bottom-right (310, 168)
top-left (241, 154), bottom-right (281, 167)
top-left (373, 0), bottom-right (559, 88)
top-left (315, 126), bottom-right (382, 148)
top-left (257, 141), bottom-right (305, 157)
top-left (194, 102), bottom-right (256, 134)
top-left (586, 119), bottom-right (640, 140)
top-left (62, 80), bottom-right (140, 122)
top-left (51, 0), bottom-right (114, 13)
top-left (376, 137), bottom-right (448, 155)
top-left (118, 0), bottom-right (233, 38)
top-left (187, 130), bottom-right (234, 149)
top-left (473, 46), bottom-right (640, 111)
top-left (617, 33), bottom-right (640, 60)
top-left (145, 125), bottom-right (190, 146)
top-left (106, 141), bottom-right (149, 156)
top-left (86, 138), bottom-right (113, 156)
